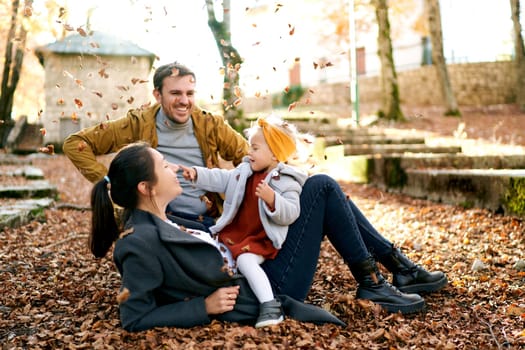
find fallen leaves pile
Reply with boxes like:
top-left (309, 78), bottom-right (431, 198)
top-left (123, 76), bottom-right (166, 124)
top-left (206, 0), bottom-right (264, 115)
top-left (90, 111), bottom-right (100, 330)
top-left (1, 155), bottom-right (524, 349)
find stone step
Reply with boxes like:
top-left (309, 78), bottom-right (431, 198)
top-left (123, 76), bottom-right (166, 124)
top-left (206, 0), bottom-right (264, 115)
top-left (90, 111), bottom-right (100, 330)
top-left (0, 180), bottom-right (58, 199)
top-left (400, 169), bottom-right (525, 218)
top-left (322, 134), bottom-right (426, 146)
top-left (343, 143), bottom-right (462, 156)
top-left (0, 166), bottom-right (45, 179)
top-left (0, 155), bottom-right (32, 165)
top-left (0, 198), bottom-right (54, 229)
top-left (359, 154), bottom-right (525, 188)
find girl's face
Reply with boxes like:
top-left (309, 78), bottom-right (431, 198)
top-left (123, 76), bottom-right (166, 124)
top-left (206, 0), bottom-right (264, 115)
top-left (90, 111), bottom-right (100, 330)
top-left (149, 148), bottom-right (182, 204)
top-left (247, 129), bottom-right (277, 173)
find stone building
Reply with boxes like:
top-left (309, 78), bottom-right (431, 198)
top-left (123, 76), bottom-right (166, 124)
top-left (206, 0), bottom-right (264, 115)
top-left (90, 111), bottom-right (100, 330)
top-left (35, 31), bottom-right (156, 145)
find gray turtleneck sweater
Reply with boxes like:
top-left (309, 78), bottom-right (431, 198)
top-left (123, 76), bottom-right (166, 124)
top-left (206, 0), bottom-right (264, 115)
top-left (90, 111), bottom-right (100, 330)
top-left (155, 109), bottom-right (208, 216)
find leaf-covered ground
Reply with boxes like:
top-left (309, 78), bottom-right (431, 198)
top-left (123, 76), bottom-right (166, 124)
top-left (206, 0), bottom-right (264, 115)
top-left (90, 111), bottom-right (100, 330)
top-left (2, 108), bottom-right (525, 349)
top-left (1, 153), bottom-right (524, 349)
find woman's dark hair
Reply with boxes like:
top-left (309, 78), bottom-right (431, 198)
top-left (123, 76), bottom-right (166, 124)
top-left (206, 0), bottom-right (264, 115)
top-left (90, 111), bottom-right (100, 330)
top-left (89, 142), bottom-right (156, 258)
top-left (153, 61), bottom-right (196, 91)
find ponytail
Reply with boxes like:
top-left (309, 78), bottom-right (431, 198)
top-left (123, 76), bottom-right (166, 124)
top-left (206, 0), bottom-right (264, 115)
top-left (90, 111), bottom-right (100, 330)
top-left (89, 179), bottom-right (119, 258)
top-left (88, 142), bottom-right (156, 258)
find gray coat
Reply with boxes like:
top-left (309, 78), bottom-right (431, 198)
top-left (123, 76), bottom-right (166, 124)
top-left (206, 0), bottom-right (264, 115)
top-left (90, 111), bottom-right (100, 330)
top-left (113, 209), bottom-right (344, 331)
top-left (194, 158), bottom-right (308, 249)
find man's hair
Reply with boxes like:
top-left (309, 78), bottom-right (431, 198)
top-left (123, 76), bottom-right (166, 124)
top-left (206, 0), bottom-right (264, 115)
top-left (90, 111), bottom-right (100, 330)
top-left (153, 62), bottom-right (196, 91)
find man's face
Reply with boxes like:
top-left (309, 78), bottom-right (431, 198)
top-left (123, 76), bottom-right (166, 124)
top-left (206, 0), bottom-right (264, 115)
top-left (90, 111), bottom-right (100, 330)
top-left (153, 74), bottom-right (196, 124)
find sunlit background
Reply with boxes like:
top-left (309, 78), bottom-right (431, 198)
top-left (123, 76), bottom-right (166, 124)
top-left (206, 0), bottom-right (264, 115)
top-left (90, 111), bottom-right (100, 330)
top-left (30, 0), bottom-right (515, 104)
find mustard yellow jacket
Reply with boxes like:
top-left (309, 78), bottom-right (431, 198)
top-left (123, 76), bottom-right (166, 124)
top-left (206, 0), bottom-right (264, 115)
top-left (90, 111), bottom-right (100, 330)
top-left (63, 103), bottom-right (249, 183)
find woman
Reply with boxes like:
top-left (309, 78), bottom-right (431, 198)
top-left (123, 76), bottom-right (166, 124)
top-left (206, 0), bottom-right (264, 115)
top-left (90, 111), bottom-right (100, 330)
top-left (90, 142), bottom-right (343, 331)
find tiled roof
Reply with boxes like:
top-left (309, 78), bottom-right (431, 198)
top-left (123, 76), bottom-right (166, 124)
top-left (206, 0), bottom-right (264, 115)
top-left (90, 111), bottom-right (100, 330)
top-left (35, 31), bottom-right (155, 64)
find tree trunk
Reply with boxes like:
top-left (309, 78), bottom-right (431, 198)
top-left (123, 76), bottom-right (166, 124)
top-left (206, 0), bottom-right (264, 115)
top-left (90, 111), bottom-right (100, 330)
top-left (426, 0), bottom-right (460, 116)
top-left (372, 0), bottom-right (404, 121)
top-left (0, 0), bottom-right (29, 148)
top-left (510, 0), bottom-right (525, 111)
top-left (204, 0), bottom-right (246, 132)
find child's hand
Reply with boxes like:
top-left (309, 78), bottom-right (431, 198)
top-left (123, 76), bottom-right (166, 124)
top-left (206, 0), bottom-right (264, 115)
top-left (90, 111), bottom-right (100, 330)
top-left (179, 164), bottom-right (197, 181)
top-left (255, 180), bottom-right (275, 210)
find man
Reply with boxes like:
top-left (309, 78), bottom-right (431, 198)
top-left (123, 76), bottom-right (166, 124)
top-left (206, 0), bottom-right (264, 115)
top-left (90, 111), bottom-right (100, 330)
top-left (63, 62), bottom-right (248, 227)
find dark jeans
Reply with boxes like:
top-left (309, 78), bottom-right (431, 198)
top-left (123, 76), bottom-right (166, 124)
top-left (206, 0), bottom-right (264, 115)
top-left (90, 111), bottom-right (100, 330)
top-left (261, 174), bottom-right (393, 301)
top-left (166, 211), bottom-right (215, 232)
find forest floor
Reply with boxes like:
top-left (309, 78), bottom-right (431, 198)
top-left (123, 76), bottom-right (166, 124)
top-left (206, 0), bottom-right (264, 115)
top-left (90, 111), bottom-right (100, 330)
top-left (1, 104), bottom-right (524, 349)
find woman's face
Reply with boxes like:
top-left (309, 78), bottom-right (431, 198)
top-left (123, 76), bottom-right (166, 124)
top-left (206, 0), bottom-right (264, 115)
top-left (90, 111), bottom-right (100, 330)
top-left (149, 148), bottom-right (182, 204)
top-left (248, 129), bottom-right (276, 173)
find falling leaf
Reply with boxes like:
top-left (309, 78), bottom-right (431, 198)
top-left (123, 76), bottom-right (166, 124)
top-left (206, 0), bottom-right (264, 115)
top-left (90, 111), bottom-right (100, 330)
top-left (77, 27), bottom-right (87, 36)
top-left (288, 101), bottom-right (297, 112)
top-left (116, 288), bottom-right (130, 304)
top-left (234, 86), bottom-right (242, 98)
top-left (74, 99), bottom-right (83, 108)
top-left (39, 128), bottom-right (46, 136)
top-left (37, 144), bottom-right (55, 155)
top-left (77, 141), bottom-right (87, 151)
top-left (111, 103), bottom-right (118, 110)
top-left (23, 5), bottom-right (32, 16)
top-left (98, 68), bottom-right (108, 78)
top-left (131, 78), bottom-right (148, 85)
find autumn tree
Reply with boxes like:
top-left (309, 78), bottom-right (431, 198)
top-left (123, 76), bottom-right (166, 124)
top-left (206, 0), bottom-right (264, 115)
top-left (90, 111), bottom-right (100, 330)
top-left (371, 0), bottom-right (404, 121)
top-left (424, 0), bottom-right (460, 116)
top-left (510, 0), bottom-right (525, 111)
top-left (0, 0), bottom-right (31, 148)
top-left (204, 0), bottom-right (245, 131)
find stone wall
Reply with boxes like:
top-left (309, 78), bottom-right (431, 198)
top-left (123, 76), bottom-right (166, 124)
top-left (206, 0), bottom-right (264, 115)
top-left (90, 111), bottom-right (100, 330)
top-left (41, 54), bottom-right (153, 144)
top-left (243, 61), bottom-right (517, 111)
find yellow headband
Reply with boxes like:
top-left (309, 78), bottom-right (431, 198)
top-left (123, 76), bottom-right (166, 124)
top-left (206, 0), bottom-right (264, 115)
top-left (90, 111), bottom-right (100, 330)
top-left (258, 118), bottom-right (296, 162)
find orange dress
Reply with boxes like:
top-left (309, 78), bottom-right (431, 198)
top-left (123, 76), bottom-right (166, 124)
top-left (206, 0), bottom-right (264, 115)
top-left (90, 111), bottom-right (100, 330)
top-left (218, 172), bottom-right (279, 260)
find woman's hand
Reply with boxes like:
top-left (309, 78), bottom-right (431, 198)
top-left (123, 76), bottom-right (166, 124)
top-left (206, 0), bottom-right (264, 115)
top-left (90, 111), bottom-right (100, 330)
top-left (205, 286), bottom-right (240, 315)
top-left (179, 164), bottom-right (197, 182)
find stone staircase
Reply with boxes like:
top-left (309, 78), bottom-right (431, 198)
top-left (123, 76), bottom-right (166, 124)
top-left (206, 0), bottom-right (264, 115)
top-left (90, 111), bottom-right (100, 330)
top-left (312, 126), bottom-right (525, 219)
top-left (0, 155), bottom-right (57, 229)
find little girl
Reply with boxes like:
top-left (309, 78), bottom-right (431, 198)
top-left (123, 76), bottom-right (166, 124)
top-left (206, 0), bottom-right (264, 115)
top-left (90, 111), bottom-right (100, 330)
top-left (181, 115), bottom-right (309, 328)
